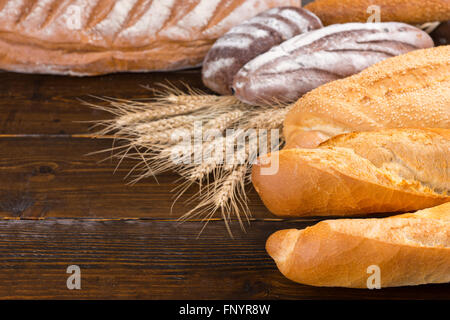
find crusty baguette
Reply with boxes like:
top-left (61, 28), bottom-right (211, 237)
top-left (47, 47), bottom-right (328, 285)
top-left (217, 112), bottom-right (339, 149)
top-left (0, 0), bottom-right (298, 75)
top-left (305, 0), bottom-right (450, 25)
top-left (266, 202), bottom-right (450, 288)
top-left (252, 129), bottom-right (450, 217)
top-left (283, 46), bottom-right (450, 149)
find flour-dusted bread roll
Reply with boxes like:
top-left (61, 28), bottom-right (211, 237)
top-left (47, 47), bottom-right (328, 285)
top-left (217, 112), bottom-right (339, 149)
top-left (305, 0), bottom-right (450, 26)
top-left (252, 129), bottom-right (450, 217)
top-left (266, 202), bottom-right (450, 288)
top-left (284, 45), bottom-right (450, 149)
top-left (232, 22), bottom-right (433, 105)
top-left (0, 0), bottom-right (299, 76)
top-left (202, 6), bottom-right (322, 95)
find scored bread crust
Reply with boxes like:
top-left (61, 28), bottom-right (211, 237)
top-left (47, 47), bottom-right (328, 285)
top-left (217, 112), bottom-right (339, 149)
top-left (305, 0), bottom-right (450, 25)
top-left (266, 202), bottom-right (450, 288)
top-left (252, 128), bottom-right (450, 217)
top-left (0, 0), bottom-right (298, 75)
top-left (283, 46), bottom-right (450, 149)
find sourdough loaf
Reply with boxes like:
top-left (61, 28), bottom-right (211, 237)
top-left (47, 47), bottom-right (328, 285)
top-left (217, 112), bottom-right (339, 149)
top-left (0, 0), bottom-right (299, 75)
top-left (252, 129), bottom-right (450, 217)
top-left (266, 202), bottom-right (450, 288)
top-left (232, 22), bottom-right (433, 105)
top-left (202, 6), bottom-right (322, 95)
top-left (284, 45), bottom-right (450, 149)
top-left (305, 0), bottom-right (450, 25)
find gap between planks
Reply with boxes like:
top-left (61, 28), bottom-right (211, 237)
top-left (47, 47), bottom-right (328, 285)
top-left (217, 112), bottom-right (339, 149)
top-left (0, 134), bottom-right (114, 139)
top-left (0, 216), bottom-right (319, 223)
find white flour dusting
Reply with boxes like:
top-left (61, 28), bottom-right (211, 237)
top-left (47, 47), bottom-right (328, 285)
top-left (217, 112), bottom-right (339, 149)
top-left (0, 0), bottom-right (26, 24)
top-left (278, 8), bottom-right (317, 31)
top-left (202, 57), bottom-right (235, 78)
top-left (94, 0), bottom-right (138, 38)
top-left (162, 0), bottom-right (221, 39)
top-left (20, 0), bottom-right (55, 28)
top-left (229, 25), bottom-right (270, 38)
top-left (120, 0), bottom-right (176, 40)
top-left (202, 0), bottom-right (291, 38)
top-left (214, 35), bottom-right (254, 49)
top-left (250, 16), bottom-right (293, 39)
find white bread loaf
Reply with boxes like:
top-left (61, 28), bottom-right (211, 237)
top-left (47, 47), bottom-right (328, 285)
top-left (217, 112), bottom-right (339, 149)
top-left (284, 45), bottom-right (450, 148)
top-left (0, 0), bottom-right (299, 75)
top-left (266, 202), bottom-right (450, 288)
top-left (252, 129), bottom-right (450, 217)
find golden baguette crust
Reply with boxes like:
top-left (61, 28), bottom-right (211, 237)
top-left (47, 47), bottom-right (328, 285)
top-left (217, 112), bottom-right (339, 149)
top-left (252, 129), bottom-right (450, 217)
top-left (266, 202), bottom-right (450, 288)
top-left (284, 46), bottom-right (450, 149)
top-left (305, 0), bottom-right (450, 25)
top-left (0, 0), bottom-right (297, 75)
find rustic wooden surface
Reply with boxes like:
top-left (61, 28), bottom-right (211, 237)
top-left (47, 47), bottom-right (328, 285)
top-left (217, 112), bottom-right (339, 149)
top-left (0, 70), bottom-right (448, 299)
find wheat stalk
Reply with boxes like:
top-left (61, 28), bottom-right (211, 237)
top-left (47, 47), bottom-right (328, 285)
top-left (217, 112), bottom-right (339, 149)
top-left (90, 84), bottom-right (289, 235)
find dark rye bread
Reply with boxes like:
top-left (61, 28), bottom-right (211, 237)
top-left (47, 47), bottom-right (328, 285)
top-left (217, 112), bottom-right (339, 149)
top-left (202, 6), bottom-right (322, 95)
top-left (232, 22), bottom-right (434, 105)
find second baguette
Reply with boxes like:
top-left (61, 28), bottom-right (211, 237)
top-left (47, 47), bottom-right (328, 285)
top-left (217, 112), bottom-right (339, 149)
top-left (252, 128), bottom-right (450, 217)
top-left (266, 202), bottom-right (450, 288)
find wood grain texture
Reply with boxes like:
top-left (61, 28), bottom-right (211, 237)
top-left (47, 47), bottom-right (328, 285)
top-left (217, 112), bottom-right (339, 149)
top-left (0, 70), bottom-right (205, 135)
top-left (0, 68), bottom-right (448, 299)
top-left (1, 219), bottom-right (449, 300)
top-left (0, 136), bottom-right (271, 219)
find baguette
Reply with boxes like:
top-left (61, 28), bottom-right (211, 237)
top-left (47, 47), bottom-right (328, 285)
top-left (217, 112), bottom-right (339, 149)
top-left (252, 128), bottom-right (450, 217)
top-left (0, 0), bottom-right (298, 75)
top-left (266, 202), bottom-right (450, 288)
top-left (284, 46), bottom-right (450, 149)
top-left (305, 0), bottom-right (450, 25)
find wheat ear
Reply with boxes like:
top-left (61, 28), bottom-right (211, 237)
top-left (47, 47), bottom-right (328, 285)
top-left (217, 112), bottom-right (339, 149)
top-left (90, 82), bottom-right (291, 235)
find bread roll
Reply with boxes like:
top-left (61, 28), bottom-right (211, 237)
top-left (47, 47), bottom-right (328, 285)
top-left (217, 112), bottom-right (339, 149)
top-left (284, 45), bottom-right (450, 149)
top-left (202, 6), bottom-right (322, 95)
top-left (305, 0), bottom-right (450, 25)
top-left (266, 202), bottom-right (450, 288)
top-left (252, 129), bottom-right (450, 217)
top-left (0, 0), bottom-right (298, 75)
top-left (232, 22), bottom-right (433, 105)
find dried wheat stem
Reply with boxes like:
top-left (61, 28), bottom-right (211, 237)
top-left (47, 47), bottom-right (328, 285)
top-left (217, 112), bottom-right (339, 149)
top-left (115, 104), bottom-right (197, 126)
top-left (183, 129), bottom-right (243, 182)
top-left (244, 105), bottom-right (292, 130)
top-left (162, 94), bottom-right (242, 106)
top-left (127, 115), bottom-right (197, 134)
top-left (133, 130), bottom-right (180, 146)
top-left (204, 109), bottom-right (245, 132)
top-left (419, 21), bottom-right (441, 34)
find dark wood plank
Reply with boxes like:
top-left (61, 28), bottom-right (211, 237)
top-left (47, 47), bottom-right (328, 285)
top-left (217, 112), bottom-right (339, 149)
top-left (0, 136), bottom-right (273, 219)
top-left (1, 218), bottom-right (448, 300)
top-left (0, 70), bottom-right (206, 135)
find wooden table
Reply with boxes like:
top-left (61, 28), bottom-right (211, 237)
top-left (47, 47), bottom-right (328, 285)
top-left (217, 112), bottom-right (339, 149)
top-left (0, 70), bottom-right (448, 299)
